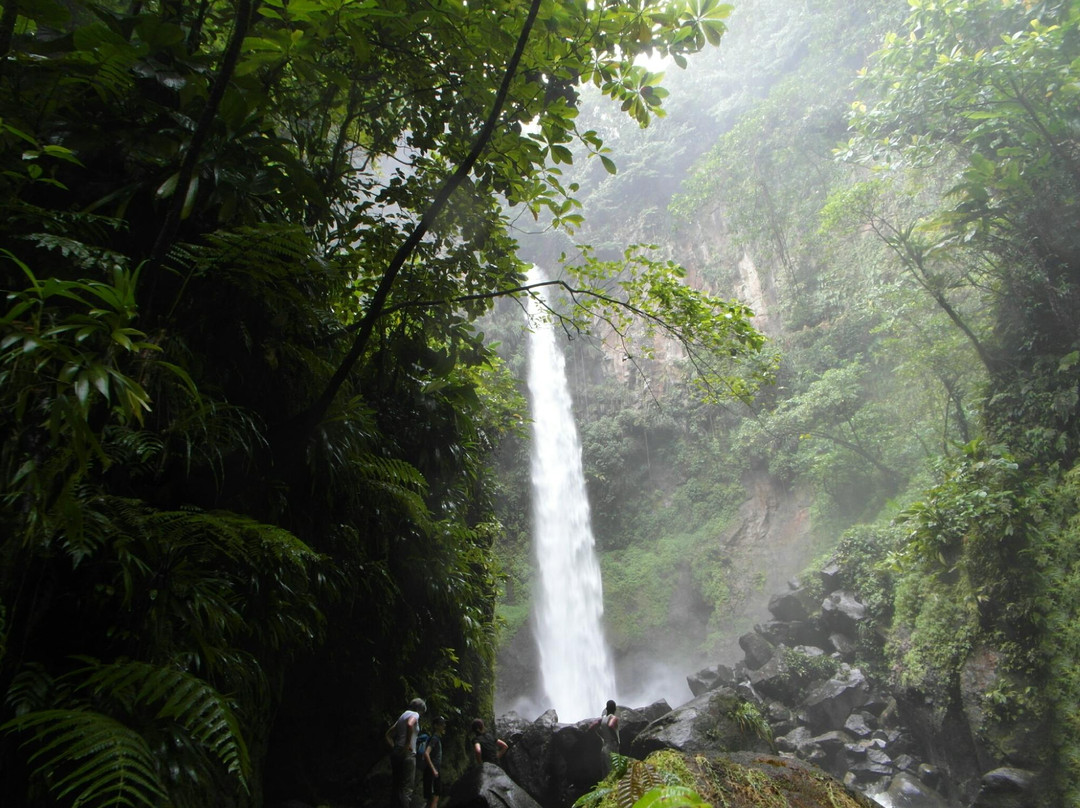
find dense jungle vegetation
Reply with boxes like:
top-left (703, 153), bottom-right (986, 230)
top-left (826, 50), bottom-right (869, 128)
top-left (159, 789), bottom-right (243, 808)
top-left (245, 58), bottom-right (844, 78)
top-left (0, 0), bottom-right (762, 804)
top-left (491, 0), bottom-right (1080, 801)
top-left (2, 0), bottom-right (1080, 805)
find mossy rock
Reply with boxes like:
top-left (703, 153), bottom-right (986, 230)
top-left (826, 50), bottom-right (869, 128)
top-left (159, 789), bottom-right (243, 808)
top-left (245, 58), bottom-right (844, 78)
top-left (630, 689), bottom-right (774, 759)
top-left (640, 749), bottom-right (877, 808)
top-left (693, 752), bottom-right (878, 808)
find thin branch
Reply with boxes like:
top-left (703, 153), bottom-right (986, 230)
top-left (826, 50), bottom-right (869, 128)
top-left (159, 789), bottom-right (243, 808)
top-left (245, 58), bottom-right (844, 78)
top-left (147, 0), bottom-right (254, 274)
top-left (289, 0), bottom-right (544, 434)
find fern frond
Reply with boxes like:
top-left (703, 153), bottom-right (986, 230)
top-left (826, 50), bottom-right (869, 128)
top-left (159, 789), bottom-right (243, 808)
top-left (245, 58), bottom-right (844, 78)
top-left (71, 659), bottom-right (251, 784)
top-left (616, 759), bottom-right (663, 808)
top-left (631, 786), bottom-right (712, 808)
top-left (2, 708), bottom-right (168, 807)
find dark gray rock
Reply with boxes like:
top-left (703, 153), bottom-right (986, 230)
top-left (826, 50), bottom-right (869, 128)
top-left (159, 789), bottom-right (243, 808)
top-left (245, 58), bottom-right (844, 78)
top-left (609, 704), bottom-right (659, 755)
top-left (498, 715), bottom-right (612, 808)
top-left (768, 588), bottom-right (813, 622)
top-left (776, 725), bottom-right (813, 754)
top-left (808, 729), bottom-right (853, 753)
top-left (885, 771), bottom-right (949, 808)
top-left (917, 763), bottom-right (942, 789)
top-left (801, 665), bottom-right (870, 733)
top-left (756, 619), bottom-right (830, 649)
top-left (828, 632), bottom-right (857, 659)
top-left (446, 763), bottom-right (544, 808)
top-left (820, 590), bottom-right (867, 635)
top-left (536, 709), bottom-right (558, 727)
top-left (747, 650), bottom-right (799, 703)
top-left (500, 716), bottom-right (558, 807)
top-left (848, 760), bottom-right (894, 782)
top-left (636, 699), bottom-right (672, 723)
top-left (739, 630), bottom-right (776, 670)
top-left (789, 619), bottom-right (831, 649)
top-left (893, 753), bottom-right (918, 772)
top-left (755, 620), bottom-right (793, 645)
top-left (497, 711), bottom-right (532, 743)
top-left (686, 664), bottom-right (736, 697)
top-left (763, 700), bottom-right (797, 735)
top-left (971, 767), bottom-right (1037, 808)
top-left (845, 738), bottom-right (876, 759)
top-left (628, 688), bottom-right (773, 758)
top-left (843, 711), bottom-right (875, 738)
top-left (819, 562), bottom-right (843, 591)
top-left (866, 747), bottom-right (892, 766)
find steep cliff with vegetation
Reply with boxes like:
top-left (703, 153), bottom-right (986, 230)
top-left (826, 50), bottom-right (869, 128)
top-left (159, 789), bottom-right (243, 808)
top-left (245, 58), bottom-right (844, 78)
top-left (495, 0), bottom-right (1080, 801)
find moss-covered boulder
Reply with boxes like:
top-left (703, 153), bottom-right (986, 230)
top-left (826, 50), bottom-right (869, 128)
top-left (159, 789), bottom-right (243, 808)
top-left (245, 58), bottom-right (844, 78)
top-left (579, 749), bottom-right (878, 808)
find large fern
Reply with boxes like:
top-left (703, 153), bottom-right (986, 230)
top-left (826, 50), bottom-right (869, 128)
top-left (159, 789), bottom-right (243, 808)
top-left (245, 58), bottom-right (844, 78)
top-left (4, 708), bottom-right (167, 807)
top-left (3, 658), bottom-right (251, 807)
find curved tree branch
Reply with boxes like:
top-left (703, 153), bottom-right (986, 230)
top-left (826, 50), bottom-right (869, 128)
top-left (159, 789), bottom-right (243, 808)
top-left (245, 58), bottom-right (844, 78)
top-left (289, 0), bottom-right (544, 434)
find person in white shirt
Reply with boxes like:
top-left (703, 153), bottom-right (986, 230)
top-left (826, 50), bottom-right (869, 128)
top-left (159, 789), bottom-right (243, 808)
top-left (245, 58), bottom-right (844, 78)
top-left (385, 698), bottom-right (426, 808)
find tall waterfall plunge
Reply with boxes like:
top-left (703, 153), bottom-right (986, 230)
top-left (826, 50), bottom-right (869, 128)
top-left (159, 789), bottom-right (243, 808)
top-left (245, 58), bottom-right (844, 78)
top-left (526, 273), bottom-right (617, 723)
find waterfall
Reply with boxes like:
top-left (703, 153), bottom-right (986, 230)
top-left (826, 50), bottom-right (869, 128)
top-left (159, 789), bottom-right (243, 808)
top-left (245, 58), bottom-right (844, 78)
top-left (526, 269), bottom-right (617, 723)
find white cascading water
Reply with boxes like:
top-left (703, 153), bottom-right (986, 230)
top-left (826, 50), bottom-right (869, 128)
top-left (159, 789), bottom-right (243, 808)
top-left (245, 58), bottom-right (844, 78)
top-left (526, 269), bottom-right (617, 722)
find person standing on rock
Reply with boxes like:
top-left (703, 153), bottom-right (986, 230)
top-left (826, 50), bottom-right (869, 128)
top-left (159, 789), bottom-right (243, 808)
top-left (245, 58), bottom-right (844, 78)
top-left (422, 715), bottom-right (445, 808)
top-left (470, 718), bottom-right (507, 766)
top-left (386, 697), bottom-right (426, 808)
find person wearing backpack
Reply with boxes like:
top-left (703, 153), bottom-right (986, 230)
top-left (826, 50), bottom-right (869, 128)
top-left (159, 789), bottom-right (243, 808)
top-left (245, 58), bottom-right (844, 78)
top-left (385, 697), bottom-right (426, 808)
top-left (421, 716), bottom-right (446, 808)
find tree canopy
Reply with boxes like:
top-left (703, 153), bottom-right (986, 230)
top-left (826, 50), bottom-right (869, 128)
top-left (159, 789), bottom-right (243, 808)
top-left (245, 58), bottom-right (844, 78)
top-left (0, 0), bottom-right (769, 804)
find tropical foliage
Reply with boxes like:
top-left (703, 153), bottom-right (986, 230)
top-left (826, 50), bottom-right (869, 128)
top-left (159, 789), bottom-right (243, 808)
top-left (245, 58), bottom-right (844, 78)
top-left (0, 0), bottom-right (773, 804)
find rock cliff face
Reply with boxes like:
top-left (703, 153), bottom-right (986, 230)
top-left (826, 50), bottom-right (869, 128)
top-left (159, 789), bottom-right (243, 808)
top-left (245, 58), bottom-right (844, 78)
top-left (482, 551), bottom-right (1048, 808)
top-left (682, 568), bottom-right (1044, 808)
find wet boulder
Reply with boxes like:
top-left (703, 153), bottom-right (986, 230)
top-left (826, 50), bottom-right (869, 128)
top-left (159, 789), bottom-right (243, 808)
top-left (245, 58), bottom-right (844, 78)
top-left (687, 663), bottom-right (737, 697)
top-left (446, 763), bottom-right (544, 808)
top-left (971, 767), bottom-right (1038, 808)
top-left (884, 770), bottom-right (950, 808)
top-left (629, 688), bottom-right (774, 758)
top-left (636, 699), bottom-right (673, 723)
top-left (604, 703), bottom-right (665, 755)
top-left (756, 618), bottom-right (830, 649)
top-left (739, 630), bottom-right (776, 670)
top-left (498, 711), bottom-right (533, 743)
top-left (768, 587), bottom-right (815, 622)
top-left (820, 591), bottom-right (867, 636)
top-left (801, 665), bottom-right (870, 733)
top-left (500, 717), bottom-right (559, 807)
top-left (819, 562), bottom-right (843, 592)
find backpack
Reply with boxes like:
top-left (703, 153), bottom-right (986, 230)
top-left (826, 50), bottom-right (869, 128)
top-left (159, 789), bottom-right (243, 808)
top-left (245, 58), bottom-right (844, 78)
top-left (415, 732), bottom-right (430, 763)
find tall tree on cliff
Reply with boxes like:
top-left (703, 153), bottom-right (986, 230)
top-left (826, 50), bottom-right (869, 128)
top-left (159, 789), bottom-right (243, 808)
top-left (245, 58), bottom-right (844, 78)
top-left (0, 0), bottom-right (767, 804)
